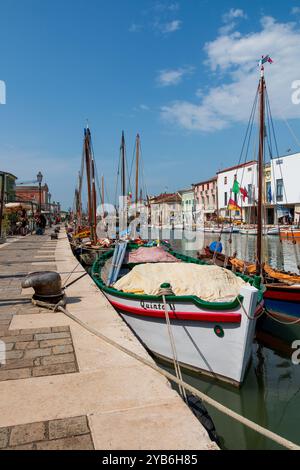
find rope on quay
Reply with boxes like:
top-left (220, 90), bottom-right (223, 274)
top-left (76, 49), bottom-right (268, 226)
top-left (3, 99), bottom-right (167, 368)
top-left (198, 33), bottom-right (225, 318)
top-left (51, 303), bottom-right (299, 450)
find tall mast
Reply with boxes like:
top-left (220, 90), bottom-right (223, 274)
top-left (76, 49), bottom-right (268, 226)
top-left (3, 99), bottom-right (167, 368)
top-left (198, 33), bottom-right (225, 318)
top-left (91, 155), bottom-right (97, 244)
top-left (256, 65), bottom-right (265, 275)
top-left (101, 175), bottom-right (105, 216)
top-left (135, 134), bottom-right (140, 205)
top-left (121, 131), bottom-right (126, 197)
top-left (84, 127), bottom-right (94, 239)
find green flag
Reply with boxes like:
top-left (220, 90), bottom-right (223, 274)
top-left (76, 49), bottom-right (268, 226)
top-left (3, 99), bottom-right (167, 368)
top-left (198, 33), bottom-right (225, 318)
top-left (232, 180), bottom-right (240, 194)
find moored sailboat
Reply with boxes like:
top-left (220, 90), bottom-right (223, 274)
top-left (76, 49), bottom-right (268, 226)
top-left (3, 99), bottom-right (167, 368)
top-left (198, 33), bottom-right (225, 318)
top-left (198, 57), bottom-right (300, 321)
top-left (92, 242), bottom-right (264, 386)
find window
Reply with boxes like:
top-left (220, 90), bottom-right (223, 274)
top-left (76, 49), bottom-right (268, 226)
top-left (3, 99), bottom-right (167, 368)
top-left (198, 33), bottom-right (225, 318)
top-left (276, 179), bottom-right (283, 202)
top-left (207, 184), bottom-right (209, 190)
top-left (248, 184), bottom-right (253, 204)
top-left (266, 181), bottom-right (272, 203)
top-left (224, 177), bottom-right (227, 185)
top-left (224, 192), bottom-right (228, 207)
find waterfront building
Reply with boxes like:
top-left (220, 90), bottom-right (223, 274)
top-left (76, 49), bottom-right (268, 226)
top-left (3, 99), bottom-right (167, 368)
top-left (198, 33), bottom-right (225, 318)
top-left (178, 187), bottom-right (195, 227)
top-left (0, 171), bottom-right (17, 203)
top-left (193, 177), bottom-right (218, 222)
top-left (16, 183), bottom-right (50, 211)
top-left (266, 152), bottom-right (300, 224)
top-left (148, 192), bottom-right (182, 226)
top-left (217, 161), bottom-right (258, 223)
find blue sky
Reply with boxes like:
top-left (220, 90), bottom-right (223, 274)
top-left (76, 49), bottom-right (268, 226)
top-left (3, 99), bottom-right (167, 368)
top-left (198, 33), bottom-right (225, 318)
top-left (1, 0), bottom-right (300, 209)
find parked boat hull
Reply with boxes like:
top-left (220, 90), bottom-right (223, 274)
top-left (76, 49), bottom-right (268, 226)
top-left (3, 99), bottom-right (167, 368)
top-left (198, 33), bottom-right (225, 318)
top-left (264, 284), bottom-right (300, 318)
top-left (102, 287), bottom-right (261, 386)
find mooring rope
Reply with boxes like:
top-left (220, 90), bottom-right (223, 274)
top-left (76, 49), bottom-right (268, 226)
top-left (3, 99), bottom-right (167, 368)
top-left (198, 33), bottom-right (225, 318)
top-left (46, 302), bottom-right (300, 450)
top-left (157, 285), bottom-right (187, 402)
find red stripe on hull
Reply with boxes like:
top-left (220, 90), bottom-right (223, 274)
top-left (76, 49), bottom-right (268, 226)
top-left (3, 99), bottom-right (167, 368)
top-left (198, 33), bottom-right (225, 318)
top-left (264, 288), bottom-right (300, 302)
top-left (110, 299), bottom-right (242, 323)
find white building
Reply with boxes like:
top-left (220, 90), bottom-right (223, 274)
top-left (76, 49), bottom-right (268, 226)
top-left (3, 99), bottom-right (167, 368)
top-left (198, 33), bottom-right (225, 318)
top-left (217, 161), bottom-right (258, 223)
top-left (266, 152), bottom-right (300, 224)
top-left (178, 188), bottom-right (195, 227)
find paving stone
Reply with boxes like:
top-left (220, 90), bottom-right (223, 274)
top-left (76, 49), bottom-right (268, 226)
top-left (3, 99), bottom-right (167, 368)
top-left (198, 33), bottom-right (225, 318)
top-left (0, 368), bottom-right (31, 381)
top-left (2, 358), bottom-right (34, 370)
top-left (0, 428), bottom-right (9, 449)
top-left (39, 338), bottom-right (72, 348)
top-left (1, 334), bottom-right (34, 343)
top-left (5, 350), bottom-right (24, 360)
top-left (41, 353), bottom-right (75, 366)
top-left (24, 348), bottom-right (52, 359)
top-left (20, 328), bottom-right (52, 335)
top-left (49, 416), bottom-right (90, 440)
top-left (34, 332), bottom-right (70, 341)
top-left (52, 345), bottom-right (74, 355)
top-left (32, 362), bottom-right (77, 377)
top-left (9, 422), bottom-right (46, 446)
top-left (15, 341), bottom-right (39, 350)
top-left (51, 326), bottom-right (70, 333)
top-left (7, 443), bottom-right (35, 450)
top-left (36, 434), bottom-right (94, 450)
top-left (3, 343), bottom-right (14, 351)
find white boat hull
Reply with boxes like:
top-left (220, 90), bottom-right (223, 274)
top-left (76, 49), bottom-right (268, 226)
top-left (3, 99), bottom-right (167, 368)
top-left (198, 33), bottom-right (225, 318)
top-left (105, 285), bottom-right (260, 386)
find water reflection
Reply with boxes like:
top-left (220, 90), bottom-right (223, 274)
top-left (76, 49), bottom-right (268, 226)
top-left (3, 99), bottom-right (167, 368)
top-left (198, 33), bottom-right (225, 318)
top-left (151, 229), bottom-right (300, 274)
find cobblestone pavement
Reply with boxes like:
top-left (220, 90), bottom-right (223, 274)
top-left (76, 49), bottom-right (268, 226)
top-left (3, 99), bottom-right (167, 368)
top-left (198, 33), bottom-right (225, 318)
top-left (0, 415), bottom-right (94, 450)
top-left (0, 230), bottom-right (93, 450)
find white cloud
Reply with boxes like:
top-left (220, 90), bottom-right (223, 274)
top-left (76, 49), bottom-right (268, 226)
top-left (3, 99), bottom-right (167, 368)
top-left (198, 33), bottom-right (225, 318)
top-left (161, 16), bottom-right (300, 132)
top-left (223, 8), bottom-right (247, 22)
top-left (219, 8), bottom-right (247, 35)
top-left (129, 23), bottom-right (143, 33)
top-left (157, 66), bottom-right (194, 86)
top-left (158, 19), bottom-right (182, 33)
top-left (291, 6), bottom-right (300, 15)
top-left (139, 104), bottom-right (150, 111)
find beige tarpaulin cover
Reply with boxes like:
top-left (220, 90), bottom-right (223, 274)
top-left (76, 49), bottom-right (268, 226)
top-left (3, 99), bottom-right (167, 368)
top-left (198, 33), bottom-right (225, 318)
top-left (114, 263), bottom-right (247, 302)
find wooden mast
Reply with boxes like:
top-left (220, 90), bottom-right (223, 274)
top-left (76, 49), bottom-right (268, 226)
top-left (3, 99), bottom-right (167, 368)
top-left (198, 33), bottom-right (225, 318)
top-left (121, 131), bottom-right (126, 197)
top-left (135, 134), bottom-right (140, 206)
top-left (84, 126), bottom-right (94, 240)
top-left (101, 175), bottom-right (105, 216)
top-left (256, 66), bottom-right (265, 275)
top-left (91, 155), bottom-right (97, 244)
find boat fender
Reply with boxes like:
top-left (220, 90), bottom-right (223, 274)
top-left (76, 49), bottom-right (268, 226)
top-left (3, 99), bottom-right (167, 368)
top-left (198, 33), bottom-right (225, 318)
top-left (186, 393), bottom-right (220, 445)
top-left (209, 241), bottom-right (223, 253)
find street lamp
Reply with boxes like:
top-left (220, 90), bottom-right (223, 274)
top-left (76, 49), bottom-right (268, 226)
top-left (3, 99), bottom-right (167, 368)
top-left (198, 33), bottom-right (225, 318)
top-left (37, 171), bottom-right (43, 211)
top-left (48, 193), bottom-right (51, 213)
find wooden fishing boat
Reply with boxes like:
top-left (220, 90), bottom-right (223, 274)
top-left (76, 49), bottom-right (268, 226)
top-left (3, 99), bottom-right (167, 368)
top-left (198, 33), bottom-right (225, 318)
top-left (199, 58), bottom-right (300, 322)
top-left (198, 246), bottom-right (300, 319)
top-left (280, 229), bottom-right (300, 239)
top-left (92, 243), bottom-right (264, 386)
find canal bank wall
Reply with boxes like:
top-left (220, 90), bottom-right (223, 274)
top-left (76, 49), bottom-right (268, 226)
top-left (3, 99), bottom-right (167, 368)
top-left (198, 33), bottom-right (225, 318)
top-left (0, 229), bottom-right (217, 450)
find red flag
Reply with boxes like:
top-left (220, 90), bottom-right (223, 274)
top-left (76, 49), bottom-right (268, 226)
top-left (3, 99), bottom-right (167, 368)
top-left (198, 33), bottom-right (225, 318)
top-left (240, 187), bottom-right (248, 202)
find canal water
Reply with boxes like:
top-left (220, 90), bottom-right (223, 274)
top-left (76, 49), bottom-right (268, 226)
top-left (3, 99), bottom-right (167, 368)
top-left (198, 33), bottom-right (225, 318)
top-left (152, 229), bottom-right (300, 450)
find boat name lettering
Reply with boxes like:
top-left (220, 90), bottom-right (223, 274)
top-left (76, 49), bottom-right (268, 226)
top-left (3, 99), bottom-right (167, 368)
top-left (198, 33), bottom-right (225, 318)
top-left (140, 301), bottom-right (175, 311)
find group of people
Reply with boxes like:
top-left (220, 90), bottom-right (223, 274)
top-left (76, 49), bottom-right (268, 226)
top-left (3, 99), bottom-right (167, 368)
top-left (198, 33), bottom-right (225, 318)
top-left (15, 210), bottom-right (60, 236)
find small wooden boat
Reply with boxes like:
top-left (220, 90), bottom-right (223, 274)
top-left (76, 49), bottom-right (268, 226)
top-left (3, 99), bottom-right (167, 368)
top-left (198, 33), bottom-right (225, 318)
top-left (280, 229), bottom-right (300, 239)
top-left (198, 247), bottom-right (300, 319)
top-left (92, 243), bottom-right (264, 386)
top-left (240, 228), bottom-right (258, 236)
